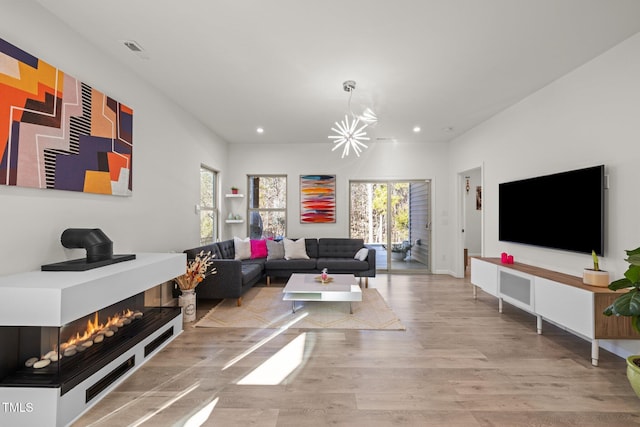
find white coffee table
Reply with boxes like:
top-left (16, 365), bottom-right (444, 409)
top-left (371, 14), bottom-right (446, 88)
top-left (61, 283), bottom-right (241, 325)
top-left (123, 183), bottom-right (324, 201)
top-left (282, 273), bottom-right (362, 314)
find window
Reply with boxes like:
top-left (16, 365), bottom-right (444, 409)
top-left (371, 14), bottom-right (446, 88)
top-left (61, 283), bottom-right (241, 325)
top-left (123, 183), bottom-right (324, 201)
top-left (200, 166), bottom-right (218, 245)
top-left (247, 175), bottom-right (286, 239)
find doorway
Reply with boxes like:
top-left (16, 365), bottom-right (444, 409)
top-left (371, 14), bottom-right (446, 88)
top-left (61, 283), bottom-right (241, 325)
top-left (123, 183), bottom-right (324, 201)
top-left (349, 180), bottom-right (431, 273)
top-left (459, 167), bottom-right (483, 277)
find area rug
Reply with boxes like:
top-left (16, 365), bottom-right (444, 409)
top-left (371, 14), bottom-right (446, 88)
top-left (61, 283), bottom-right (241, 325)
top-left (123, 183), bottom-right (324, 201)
top-left (194, 287), bottom-right (405, 330)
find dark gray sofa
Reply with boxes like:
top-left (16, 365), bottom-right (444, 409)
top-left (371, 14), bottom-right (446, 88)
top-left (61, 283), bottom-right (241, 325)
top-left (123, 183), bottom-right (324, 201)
top-left (181, 238), bottom-right (376, 306)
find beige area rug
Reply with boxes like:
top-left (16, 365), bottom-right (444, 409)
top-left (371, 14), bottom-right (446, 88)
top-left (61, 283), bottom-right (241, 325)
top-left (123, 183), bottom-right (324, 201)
top-left (195, 287), bottom-right (405, 330)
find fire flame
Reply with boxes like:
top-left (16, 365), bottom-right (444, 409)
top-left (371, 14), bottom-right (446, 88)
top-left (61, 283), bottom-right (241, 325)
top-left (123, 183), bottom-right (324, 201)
top-left (58, 309), bottom-right (138, 351)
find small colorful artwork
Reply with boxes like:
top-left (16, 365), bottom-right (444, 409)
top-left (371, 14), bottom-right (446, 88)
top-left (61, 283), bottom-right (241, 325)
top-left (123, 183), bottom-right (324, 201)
top-left (0, 37), bottom-right (133, 196)
top-left (300, 174), bottom-right (336, 223)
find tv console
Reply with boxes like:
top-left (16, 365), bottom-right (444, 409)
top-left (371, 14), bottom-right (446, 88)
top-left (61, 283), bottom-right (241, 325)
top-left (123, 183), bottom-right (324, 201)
top-left (471, 257), bottom-right (638, 366)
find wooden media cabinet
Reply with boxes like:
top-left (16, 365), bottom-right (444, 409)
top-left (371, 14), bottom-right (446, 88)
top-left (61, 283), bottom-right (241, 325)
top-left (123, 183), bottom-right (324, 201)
top-left (471, 257), bottom-right (638, 366)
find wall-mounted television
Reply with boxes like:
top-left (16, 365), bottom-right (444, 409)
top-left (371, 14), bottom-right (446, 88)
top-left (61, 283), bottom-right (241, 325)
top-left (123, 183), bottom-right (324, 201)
top-left (499, 165), bottom-right (605, 256)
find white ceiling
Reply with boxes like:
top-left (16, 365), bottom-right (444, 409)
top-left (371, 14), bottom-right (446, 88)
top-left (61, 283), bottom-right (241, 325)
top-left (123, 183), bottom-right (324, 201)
top-left (34, 0), bottom-right (640, 146)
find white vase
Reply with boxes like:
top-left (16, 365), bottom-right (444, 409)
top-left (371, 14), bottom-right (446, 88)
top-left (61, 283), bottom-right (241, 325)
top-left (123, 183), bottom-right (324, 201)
top-left (179, 289), bottom-right (196, 322)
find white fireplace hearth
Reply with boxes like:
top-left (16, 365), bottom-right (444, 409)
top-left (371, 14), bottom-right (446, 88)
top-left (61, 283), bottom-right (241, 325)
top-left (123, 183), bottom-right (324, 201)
top-left (0, 253), bottom-right (185, 427)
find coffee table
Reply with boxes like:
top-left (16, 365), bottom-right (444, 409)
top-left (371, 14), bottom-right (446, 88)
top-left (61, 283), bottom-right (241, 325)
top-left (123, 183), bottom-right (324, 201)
top-left (282, 273), bottom-right (362, 314)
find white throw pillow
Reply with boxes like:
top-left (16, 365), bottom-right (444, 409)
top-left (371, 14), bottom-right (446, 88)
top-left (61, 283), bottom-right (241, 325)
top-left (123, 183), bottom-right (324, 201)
top-left (283, 238), bottom-right (310, 260)
top-left (354, 248), bottom-right (369, 261)
top-left (234, 237), bottom-right (251, 260)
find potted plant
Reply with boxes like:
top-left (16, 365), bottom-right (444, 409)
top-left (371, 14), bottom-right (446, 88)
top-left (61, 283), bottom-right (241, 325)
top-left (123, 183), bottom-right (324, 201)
top-left (603, 246), bottom-right (640, 398)
top-left (231, 186), bottom-right (239, 194)
top-left (583, 250), bottom-right (609, 287)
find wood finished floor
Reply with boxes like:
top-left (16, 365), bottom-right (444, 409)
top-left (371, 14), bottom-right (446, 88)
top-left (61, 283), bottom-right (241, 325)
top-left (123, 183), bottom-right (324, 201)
top-left (72, 274), bottom-right (640, 426)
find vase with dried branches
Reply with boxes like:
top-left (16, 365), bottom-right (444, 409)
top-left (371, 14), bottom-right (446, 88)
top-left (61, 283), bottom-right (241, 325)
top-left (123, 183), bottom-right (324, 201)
top-left (175, 250), bottom-right (216, 322)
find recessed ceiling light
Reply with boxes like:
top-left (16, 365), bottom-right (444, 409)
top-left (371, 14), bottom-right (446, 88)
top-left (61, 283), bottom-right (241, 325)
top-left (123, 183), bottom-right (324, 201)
top-left (413, 126), bottom-right (421, 133)
top-left (256, 127), bottom-right (264, 134)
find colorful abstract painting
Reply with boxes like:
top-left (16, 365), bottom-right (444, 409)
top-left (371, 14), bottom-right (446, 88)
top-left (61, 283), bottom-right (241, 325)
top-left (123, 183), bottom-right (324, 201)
top-left (0, 37), bottom-right (133, 196)
top-left (300, 175), bottom-right (336, 223)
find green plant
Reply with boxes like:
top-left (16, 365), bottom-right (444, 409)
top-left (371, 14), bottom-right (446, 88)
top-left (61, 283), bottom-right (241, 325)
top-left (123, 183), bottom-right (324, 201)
top-left (603, 247), bottom-right (640, 333)
top-left (592, 250), bottom-right (600, 271)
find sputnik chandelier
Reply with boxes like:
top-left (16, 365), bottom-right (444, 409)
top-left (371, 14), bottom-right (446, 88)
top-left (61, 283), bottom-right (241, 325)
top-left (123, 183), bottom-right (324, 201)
top-left (328, 80), bottom-right (377, 158)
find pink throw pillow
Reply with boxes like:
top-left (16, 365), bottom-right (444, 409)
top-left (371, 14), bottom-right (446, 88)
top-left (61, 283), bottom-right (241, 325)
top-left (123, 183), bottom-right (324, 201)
top-left (250, 239), bottom-right (268, 259)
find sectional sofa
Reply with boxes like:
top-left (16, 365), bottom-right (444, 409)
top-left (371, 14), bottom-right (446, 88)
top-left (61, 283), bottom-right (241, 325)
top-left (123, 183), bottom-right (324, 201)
top-left (182, 238), bottom-right (376, 306)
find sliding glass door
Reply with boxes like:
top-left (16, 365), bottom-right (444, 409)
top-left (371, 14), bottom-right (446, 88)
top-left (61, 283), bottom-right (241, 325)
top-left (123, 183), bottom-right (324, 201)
top-left (349, 180), bottom-right (431, 273)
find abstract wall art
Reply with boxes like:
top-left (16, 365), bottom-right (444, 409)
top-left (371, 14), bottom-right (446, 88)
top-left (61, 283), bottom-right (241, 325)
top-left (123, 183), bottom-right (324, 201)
top-left (300, 174), bottom-right (336, 223)
top-left (0, 37), bottom-right (133, 196)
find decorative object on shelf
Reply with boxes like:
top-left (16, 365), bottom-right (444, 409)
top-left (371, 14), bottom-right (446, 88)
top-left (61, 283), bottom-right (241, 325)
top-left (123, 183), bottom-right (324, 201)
top-left (476, 186), bottom-right (482, 210)
top-left (500, 252), bottom-right (514, 264)
top-left (228, 212), bottom-right (234, 220)
top-left (583, 250), bottom-right (609, 287)
top-left (0, 37), bottom-right (133, 196)
top-left (465, 176), bottom-right (470, 194)
top-left (603, 246), bottom-right (640, 397)
top-left (231, 186), bottom-right (239, 194)
top-left (300, 175), bottom-right (336, 223)
top-left (328, 80), bottom-right (374, 158)
top-left (234, 214), bottom-right (242, 220)
top-left (175, 250), bottom-right (216, 323)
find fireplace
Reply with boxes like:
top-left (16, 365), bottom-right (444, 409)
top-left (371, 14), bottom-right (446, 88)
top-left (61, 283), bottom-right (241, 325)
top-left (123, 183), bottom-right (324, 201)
top-left (0, 253), bottom-right (185, 427)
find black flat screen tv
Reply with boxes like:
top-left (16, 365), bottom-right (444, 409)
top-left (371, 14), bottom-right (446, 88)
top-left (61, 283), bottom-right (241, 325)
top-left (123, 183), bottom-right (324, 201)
top-left (498, 165), bottom-right (605, 256)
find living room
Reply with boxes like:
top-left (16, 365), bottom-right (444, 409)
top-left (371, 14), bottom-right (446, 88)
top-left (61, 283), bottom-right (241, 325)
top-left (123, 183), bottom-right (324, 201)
top-left (2, 1), bottom-right (640, 425)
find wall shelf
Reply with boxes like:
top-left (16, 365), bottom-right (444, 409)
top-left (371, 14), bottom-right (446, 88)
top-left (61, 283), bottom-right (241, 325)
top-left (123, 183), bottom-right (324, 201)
top-left (225, 219), bottom-right (244, 224)
top-left (225, 194), bottom-right (244, 198)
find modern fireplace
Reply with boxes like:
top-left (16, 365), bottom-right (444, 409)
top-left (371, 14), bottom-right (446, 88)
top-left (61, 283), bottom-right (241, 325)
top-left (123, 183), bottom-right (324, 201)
top-left (0, 253), bottom-right (185, 427)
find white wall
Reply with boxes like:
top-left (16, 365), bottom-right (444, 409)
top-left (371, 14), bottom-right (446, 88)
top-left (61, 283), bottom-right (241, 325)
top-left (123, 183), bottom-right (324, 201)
top-left (227, 141), bottom-right (454, 273)
top-left (450, 32), bottom-right (640, 356)
top-left (0, 2), bottom-right (229, 275)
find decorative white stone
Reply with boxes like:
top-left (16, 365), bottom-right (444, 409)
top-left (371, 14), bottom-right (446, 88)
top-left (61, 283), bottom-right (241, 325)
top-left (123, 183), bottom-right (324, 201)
top-left (93, 334), bottom-right (104, 343)
top-left (43, 350), bottom-right (57, 360)
top-left (25, 357), bottom-right (38, 368)
top-left (104, 330), bottom-right (115, 337)
top-left (81, 341), bottom-right (93, 348)
top-left (33, 359), bottom-right (51, 369)
top-left (63, 348), bottom-right (77, 357)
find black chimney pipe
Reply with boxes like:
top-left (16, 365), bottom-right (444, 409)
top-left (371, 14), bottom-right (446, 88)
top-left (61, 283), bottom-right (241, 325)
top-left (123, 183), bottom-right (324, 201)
top-left (60, 228), bottom-right (113, 263)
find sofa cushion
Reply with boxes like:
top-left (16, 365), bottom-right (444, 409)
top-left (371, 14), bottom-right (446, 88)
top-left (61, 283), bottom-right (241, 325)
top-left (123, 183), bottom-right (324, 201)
top-left (265, 258), bottom-right (317, 270)
top-left (354, 247), bottom-right (369, 261)
top-left (234, 237), bottom-right (251, 260)
top-left (318, 238), bottom-right (364, 258)
top-left (266, 239), bottom-right (285, 260)
top-left (240, 262), bottom-right (264, 285)
top-left (284, 238), bottom-right (310, 260)
top-left (217, 239), bottom-right (235, 259)
top-left (317, 257), bottom-right (369, 271)
top-left (250, 239), bottom-right (268, 259)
